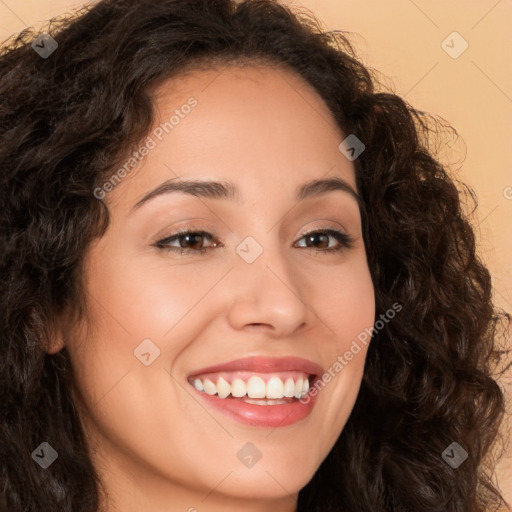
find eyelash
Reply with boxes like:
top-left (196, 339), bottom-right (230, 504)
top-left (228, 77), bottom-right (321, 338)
top-left (154, 227), bottom-right (354, 255)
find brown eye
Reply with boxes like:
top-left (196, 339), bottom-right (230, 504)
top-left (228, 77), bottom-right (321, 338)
top-left (155, 230), bottom-right (218, 254)
top-left (154, 228), bottom-right (353, 256)
top-left (295, 229), bottom-right (354, 252)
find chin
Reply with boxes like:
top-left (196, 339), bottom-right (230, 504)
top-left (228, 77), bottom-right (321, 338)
top-left (219, 470), bottom-right (314, 501)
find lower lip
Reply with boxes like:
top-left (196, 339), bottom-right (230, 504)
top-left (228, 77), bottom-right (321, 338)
top-left (192, 388), bottom-right (318, 427)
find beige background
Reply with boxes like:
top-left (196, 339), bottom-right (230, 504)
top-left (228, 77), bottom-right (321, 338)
top-left (1, 0), bottom-right (510, 505)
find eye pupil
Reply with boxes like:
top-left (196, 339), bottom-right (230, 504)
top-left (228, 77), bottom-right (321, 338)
top-left (183, 234), bottom-right (202, 249)
top-left (306, 233), bottom-right (329, 248)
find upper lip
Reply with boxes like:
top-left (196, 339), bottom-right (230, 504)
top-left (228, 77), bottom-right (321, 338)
top-left (188, 356), bottom-right (324, 378)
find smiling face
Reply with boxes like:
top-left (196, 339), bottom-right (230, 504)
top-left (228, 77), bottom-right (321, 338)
top-left (56, 63), bottom-right (376, 511)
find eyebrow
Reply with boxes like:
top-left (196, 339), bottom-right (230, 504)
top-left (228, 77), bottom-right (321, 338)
top-left (130, 176), bottom-right (360, 213)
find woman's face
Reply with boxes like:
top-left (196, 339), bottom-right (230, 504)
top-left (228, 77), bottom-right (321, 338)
top-left (57, 64), bottom-right (375, 511)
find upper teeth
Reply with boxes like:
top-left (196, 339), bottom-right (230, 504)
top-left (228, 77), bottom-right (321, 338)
top-left (190, 374), bottom-right (310, 400)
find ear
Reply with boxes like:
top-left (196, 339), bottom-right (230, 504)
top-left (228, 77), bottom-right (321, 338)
top-left (46, 332), bottom-right (65, 354)
top-left (43, 313), bottom-right (67, 354)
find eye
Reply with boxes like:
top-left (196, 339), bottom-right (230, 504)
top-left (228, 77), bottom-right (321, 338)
top-left (295, 228), bottom-right (354, 253)
top-left (154, 230), bottom-right (219, 254)
top-left (154, 227), bottom-right (354, 255)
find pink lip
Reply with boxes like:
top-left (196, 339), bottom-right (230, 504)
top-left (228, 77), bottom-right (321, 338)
top-left (187, 356), bottom-right (323, 428)
top-left (188, 356), bottom-right (324, 378)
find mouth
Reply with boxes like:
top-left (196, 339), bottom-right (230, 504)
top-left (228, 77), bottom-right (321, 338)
top-left (189, 371), bottom-right (313, 403)
top-left (187, 357), bottom-right (322, 427)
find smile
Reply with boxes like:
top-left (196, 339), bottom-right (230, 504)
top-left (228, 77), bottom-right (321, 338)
top-left (189, 371), bottom-right (311, 402)
top-left (187, 357), bottom-right (322, 427)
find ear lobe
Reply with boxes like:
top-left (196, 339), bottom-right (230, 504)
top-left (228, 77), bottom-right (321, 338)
top-left (43, 314), bottom-right (67, 354)
top-left (46, 334), bottom-right (65, 354)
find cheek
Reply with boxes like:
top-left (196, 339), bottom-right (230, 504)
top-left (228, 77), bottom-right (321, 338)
top-left (316, 254), bottom-right (376, 348)
top-left (66, 247), bottom-right (236, 418)
top-left (81, 240), bottom-right (231, 352)
top-left (307, 256), bottom-right (375, 447)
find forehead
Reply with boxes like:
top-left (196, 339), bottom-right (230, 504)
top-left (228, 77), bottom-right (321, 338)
top-left (152, 63), bottom-right (345, 146)
top-left (110, 64), bottom-right (357, 210)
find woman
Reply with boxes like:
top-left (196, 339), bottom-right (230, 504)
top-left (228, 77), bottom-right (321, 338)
top-left (0, 0), bottom-right (509, 511)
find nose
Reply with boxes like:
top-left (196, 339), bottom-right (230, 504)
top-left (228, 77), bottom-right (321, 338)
top-left (225, 242), bottom-right (312, 338)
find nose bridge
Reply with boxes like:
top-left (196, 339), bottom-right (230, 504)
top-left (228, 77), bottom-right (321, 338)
top-left (236, 228), bottom-right (294, 291)
top-left (226, 229), bottom-right (310, 335)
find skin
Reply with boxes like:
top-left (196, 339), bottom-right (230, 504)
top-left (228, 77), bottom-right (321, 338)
top-left (53, 63), bottom-right (376, 512)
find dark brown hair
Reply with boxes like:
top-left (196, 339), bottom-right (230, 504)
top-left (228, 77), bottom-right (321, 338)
top-left (0, 0), bottom-right (510, 511)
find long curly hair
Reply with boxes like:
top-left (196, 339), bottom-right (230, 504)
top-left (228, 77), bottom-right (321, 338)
top-left (0, 0), bottom-right (510, 511)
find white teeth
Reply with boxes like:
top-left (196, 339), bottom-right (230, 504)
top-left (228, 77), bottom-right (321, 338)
top-left (283, 377), bottom-right (295, 397)
top-left (244, 398), bottom-right (288, 406)
top-left (244, 398), bottom-right (267, 406)
top-left (203, 379), bottom-right (217, 395)
top-left (216, 377), bottom-right (231, 399)
top-left (247, 376), bottom-right (266, 398)
top-left (190, 373), bottom-right (312, 401)
top-left (294, 377), bottom-right (304, 399)
top-left (193, 378), bottom-right (204, 392)
top-left (266, 376), bottom-right (284, 399)
top-left (231, 378), bottom-right (247, 397)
